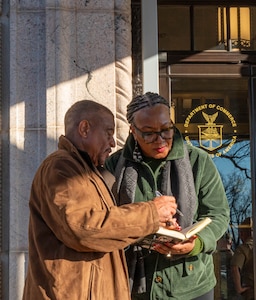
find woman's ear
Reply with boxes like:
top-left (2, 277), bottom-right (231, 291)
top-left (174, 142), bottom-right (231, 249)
top-left (130, 124), bottom-right (135, 134)
top-left (78, 119), bottom-right (90, 137)
top-left (130, 125), bottom-right (137, 140)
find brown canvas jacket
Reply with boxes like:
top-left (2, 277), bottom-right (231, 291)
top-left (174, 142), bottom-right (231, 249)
top-left (22, 136), bottom-right (159, 300)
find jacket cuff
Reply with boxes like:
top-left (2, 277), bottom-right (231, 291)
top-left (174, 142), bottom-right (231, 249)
top-left (188, 236), bottom-right (204, 256)
top-left (147, 201), bottom-right (161, 232)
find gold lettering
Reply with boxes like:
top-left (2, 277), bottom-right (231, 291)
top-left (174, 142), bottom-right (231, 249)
top-left (208, 104), bottom-right (216, 108)
top-left (223, 136), bottom-right (237, 153)
top-left (184, 105), bottom-right (208, 127)
top-left (183, 105), bottom-right (238, 158)
top-left (185, 136), bottom-right (193, 146)
top-left (216, 105), bottom-right (237, 127)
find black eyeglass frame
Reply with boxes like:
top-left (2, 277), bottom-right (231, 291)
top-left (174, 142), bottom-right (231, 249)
top-left (132, 123), bottom-right (175, 144)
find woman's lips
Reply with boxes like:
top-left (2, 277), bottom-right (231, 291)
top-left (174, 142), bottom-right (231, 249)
top-left (155, 146), bottom-right (166, 153)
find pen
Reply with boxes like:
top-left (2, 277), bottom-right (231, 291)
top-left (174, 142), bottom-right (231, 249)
top-left (155, 190), bottom-right (184, 217)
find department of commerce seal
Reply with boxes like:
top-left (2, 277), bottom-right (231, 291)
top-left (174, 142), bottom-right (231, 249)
top-left (183, 103), bottom-right (237, 157)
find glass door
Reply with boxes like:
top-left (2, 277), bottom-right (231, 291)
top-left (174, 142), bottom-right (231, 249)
top-left (170, 75), bottom-right (251, 224)
top-left (159, 66), bottom-right (251, 299)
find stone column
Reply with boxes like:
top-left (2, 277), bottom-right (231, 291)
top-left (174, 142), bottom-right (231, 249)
top-left (115, 0), bottom-right (132, 148)
top-left (8, 2), bottom-right (48, 299)
top-left (6, 0), bottom-right (131, 299)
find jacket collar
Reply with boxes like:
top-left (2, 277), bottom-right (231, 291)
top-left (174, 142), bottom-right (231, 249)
top-left (58, 135), bottom-right (96, 171)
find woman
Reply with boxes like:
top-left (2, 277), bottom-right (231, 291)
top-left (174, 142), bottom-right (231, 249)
top-left (105, 92), bottom-right (230, 300)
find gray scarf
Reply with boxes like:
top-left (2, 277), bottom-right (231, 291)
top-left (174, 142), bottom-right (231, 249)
top-left (113, 143), bottom-right (197, 293)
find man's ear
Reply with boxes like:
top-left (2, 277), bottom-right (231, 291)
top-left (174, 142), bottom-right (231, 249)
top-left (78, 119), bottom-right (90, 137)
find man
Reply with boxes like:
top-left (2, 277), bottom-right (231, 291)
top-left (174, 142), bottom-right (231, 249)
top-left (22, 100), bottom-right (176, 300)
top-left (231, 217), bottom-right (254, 300)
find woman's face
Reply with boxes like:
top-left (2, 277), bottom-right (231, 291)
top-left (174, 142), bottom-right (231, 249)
top-left (131, 104), bottom-right (174, 159)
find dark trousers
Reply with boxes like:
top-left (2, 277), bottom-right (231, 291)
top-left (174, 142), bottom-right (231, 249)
top-left (193, 289), bottom-right (214, 300)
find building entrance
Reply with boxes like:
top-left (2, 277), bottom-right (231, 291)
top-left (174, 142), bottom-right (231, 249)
top-left (132, 1), bottom-right (256, 297)
top-left (159, 62), bottom-right (252, 299)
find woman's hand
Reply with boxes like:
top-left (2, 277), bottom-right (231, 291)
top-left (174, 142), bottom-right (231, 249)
top-left (153, 236), bottom-right (197, 256)
top-left (165, 217), bottom-right (181, 230)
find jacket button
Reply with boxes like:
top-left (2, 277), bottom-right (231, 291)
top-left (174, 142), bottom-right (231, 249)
top-left (155, 276), bottom-right (163, 283)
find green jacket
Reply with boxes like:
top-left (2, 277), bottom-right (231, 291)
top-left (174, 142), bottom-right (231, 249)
top-left (105, 131), bottom-right (230, 300)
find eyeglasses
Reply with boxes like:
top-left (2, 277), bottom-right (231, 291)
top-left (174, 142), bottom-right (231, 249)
top-left (133, 123), bottom-right (174, 144)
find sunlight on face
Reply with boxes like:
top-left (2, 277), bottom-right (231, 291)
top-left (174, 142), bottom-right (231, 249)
top-left (131, 104), bottom-right (174, 159)
top-left (85, 112), bottom-right (116, 166)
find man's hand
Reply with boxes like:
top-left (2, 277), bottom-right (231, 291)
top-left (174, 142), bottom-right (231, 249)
top-left (153, 195), bottom-right (177, 226)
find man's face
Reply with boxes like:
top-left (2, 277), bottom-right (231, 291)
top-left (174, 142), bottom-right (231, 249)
top-left (85, 112), bottom-right (116, 166)
top-left (131, 104), bottom-right (174, 159)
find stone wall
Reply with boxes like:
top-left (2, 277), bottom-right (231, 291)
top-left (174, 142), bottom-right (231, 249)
top-left (4, 1), bottom-right (132, 299)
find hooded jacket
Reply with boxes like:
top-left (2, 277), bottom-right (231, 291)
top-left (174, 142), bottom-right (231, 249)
top-left (22, 135), bottom-right (160, 300)
top-left (105, 130), bottom-right (230, 300)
